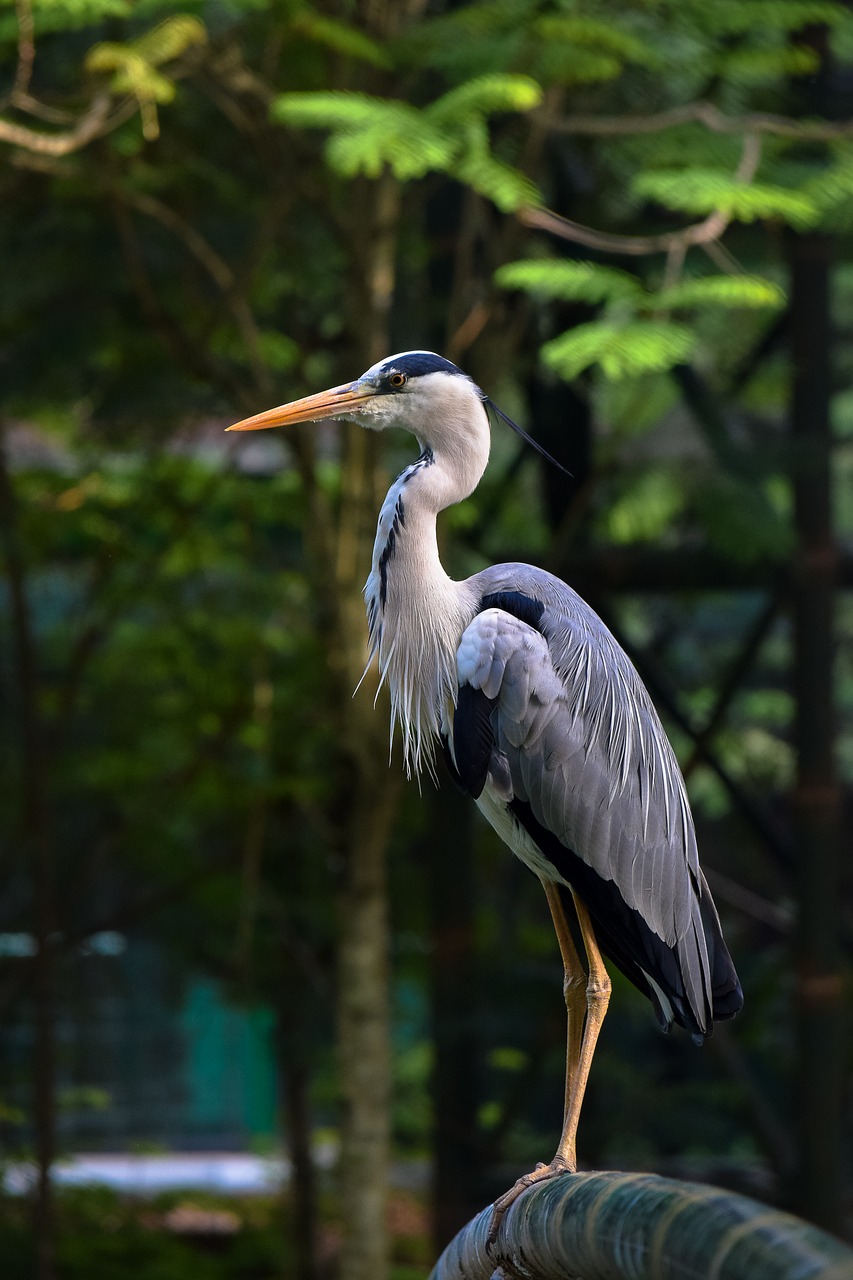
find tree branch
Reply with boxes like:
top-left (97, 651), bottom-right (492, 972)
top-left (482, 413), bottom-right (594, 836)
top-left (518, 203), bottom-right (730, 255)
top-left (545, 99), bottom-right (853, 141)
top-left (121, 188), bottom-right (272, 394)
top-left (518, 131), bottom-right (761, 259)
top-left (683, 592), bottom-right (782, 780)
top-left (0, 94), bottom-right (133, 156)
top-left (10, 0), bottom-right (35, 103)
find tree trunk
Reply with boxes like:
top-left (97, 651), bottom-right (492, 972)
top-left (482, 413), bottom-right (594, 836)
top-left (276, 999), bottom-right (319, 1280)
top-left (428, 783), bottom-right (483, 1254)
top-left (333, 166), bottom-right (403, 1280)
top-left (0, 427), bottom-right (57, 1280)
top-left (788, 230), bottom-right (843, 1232)
top-left (336, 768), bottom-right (398, 1280)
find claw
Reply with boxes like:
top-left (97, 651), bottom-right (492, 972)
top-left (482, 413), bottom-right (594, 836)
top-left (487, 1156), bottom-right (574, 1245)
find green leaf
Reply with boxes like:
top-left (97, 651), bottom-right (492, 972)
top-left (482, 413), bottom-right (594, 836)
top-left (653, 274), bottom-right (786, 311)
top-left (695, 0), bottom-right (848, 35)
top-left (633, 168), bottom-right (820, 229)
top-left (274, 94), bottom-right (451, 179)
top-left (604, 468), bottom-right (685, 544)
top-left (427, 73), bottom-right (542, 127)
top-left (454, 153), bottom-right (538, 212)
top-left (130, 15), bottom-right (206, 67)
top-left (537, 47), bottom-right (624, 85)
top-left (0, 0), bottom-right (130, 37)
top-left (534, 15), bottom-right (660, 67)
top-left (718, 44), bottom-right (819, 83)
top-left (273, 91), bottom-right (400, 132)
top-left (85, 16), bottom-right (205, 114)
top-left (542, 320), bottom-right (696, 380)
top-left (327, 116), bottom-right (451, 181)
top-left (496, 259), bottom-right (643, 304)
top-left (806, 156), bottom-right (853, 209)
top-left (290, 12), bottom-right (390, 69)
top-left (273, 87), bottom-right (538, 206)
top-left (86, 45), bottom-right (176, 103)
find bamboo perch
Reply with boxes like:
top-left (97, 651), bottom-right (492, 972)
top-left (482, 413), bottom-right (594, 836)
top-left (430, 1170), bottom-right (853, 1280)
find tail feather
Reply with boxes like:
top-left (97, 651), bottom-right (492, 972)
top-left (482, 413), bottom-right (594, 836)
top-left (700, 883), bottom-right (743, 1022)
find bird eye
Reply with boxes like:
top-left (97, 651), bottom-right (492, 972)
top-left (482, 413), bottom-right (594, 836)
top-left (389, 373), bottom-right (407, 388)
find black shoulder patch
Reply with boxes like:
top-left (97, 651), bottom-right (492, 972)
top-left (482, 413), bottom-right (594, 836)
top-left (480, 591), bottom-right (545, 631)
top-left (453, 684), bottom-right (495, 800)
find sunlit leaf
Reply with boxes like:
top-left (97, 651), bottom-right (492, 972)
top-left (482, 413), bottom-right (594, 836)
top-left (496, 259), bottom-right (643, 304)
top-left (543, 320), bottom-right (696, 380)
top-left (634, 168), bottom-right (820, 228)
top-left (654, 275), bottom-right (786, 310)
top-left (427, 73), bottom-right (542, 126)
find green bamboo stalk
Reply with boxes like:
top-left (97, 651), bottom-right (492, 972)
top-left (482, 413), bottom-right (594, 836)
top-left (430, 1171), bottom-right (853, 1280)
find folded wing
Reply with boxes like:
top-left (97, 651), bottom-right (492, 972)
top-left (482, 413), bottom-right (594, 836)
top-left (451, 588), bottom-right (742, 1039)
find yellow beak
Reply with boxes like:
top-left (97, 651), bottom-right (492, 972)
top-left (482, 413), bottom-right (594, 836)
top-left (226, 381), bottom-right (375, 432)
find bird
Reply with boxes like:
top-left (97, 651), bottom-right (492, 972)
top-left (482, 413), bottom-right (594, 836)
top-left (227, 349), bottom-right (743, 1220)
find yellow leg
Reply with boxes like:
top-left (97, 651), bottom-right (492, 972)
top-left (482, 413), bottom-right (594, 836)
top-left (490, 884), bottom-right (611, 1237)
top-left (544, 880), bottom-right (587, 1161)
top-left (553, 891), bottom-right (611, 1166)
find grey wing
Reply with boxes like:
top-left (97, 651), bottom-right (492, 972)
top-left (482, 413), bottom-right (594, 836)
top-left (453, 603), bottom-right (740, 1037)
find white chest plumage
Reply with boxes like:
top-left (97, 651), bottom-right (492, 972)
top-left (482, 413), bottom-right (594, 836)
top-left (363, 453), bottom-right (478, 776)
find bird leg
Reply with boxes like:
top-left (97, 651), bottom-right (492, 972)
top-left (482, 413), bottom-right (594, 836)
top-left (489, 883), bottom-right (611, 1238)
top-left (553, 890), bottom-right (611, 1168)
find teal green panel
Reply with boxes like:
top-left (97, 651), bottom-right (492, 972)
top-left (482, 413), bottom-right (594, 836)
top-left (180, 979), bottom-right (276, 1140)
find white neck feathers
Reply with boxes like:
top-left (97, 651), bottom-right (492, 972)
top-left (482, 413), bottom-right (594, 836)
top-left (362, 389), bottom-right (490, 775)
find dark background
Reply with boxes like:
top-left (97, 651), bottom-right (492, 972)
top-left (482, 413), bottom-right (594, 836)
top-left (0, 2), bottom-right (851, 1277)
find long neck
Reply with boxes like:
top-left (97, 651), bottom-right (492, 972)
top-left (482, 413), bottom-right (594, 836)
top-left (364, 441), bottom-right (486, 775)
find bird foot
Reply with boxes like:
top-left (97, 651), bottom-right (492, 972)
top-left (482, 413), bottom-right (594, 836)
top-left (487, 1156), bottom-right (575, 1245)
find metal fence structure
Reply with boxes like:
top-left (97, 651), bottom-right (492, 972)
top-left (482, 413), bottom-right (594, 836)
top-left (431, 1170), bottom-right (853, 1280)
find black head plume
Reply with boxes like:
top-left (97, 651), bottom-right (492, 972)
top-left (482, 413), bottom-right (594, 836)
top-left (483, 397), bottom-right (573, 479)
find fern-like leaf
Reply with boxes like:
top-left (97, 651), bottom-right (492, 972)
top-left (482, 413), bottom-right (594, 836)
top-left (3, 0), bottom-right (129, 38)
top-left (325, 118), bottom-right (451, 180)
top-left (455, 153), bottom-right (538, 212)
top-left (274, 86), bottom-right (538, 208)
top-left (290, 12), bottom-right (390, 69)
top-left (496, 259), bottom-right (643, 304)
top-left (273, 92), bottom-right (400, 132)
top-left (130, 15), bottom-right (206, 67)
top-left (690, 0), bottom-right (847, 35)
top-left (86, 45), bottom-right (174, 103)
top-left (427, 74), bottom-right (541, 127)
top-left (86, 16), bottom-right (205, 108)
top-left (538, 48), bottom-right (624, 85)
top-left (277, 93), bottom-right (451, 178)
top-left (634, 168), bottom-right (820, 229)
top-left (806, 155), bottom-right (853, 208)
top-left (718, 44), bottom-right (819, 83)
top-left (543, 320), bottom-right (696, 380)
top-left (534, 15), bottom-right (660, 67)
top-left (654, 274), bottom-right (786, 310)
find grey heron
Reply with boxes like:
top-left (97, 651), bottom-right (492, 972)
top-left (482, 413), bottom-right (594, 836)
top-left (228, 350), bottom-right (743, 1217)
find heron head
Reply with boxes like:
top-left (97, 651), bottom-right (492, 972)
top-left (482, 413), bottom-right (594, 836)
top-left (226, 351), bottom-right (488, 442)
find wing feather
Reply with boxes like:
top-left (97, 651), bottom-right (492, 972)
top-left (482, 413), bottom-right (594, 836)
top-left (453, 577), bottom-right (742, 1037)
